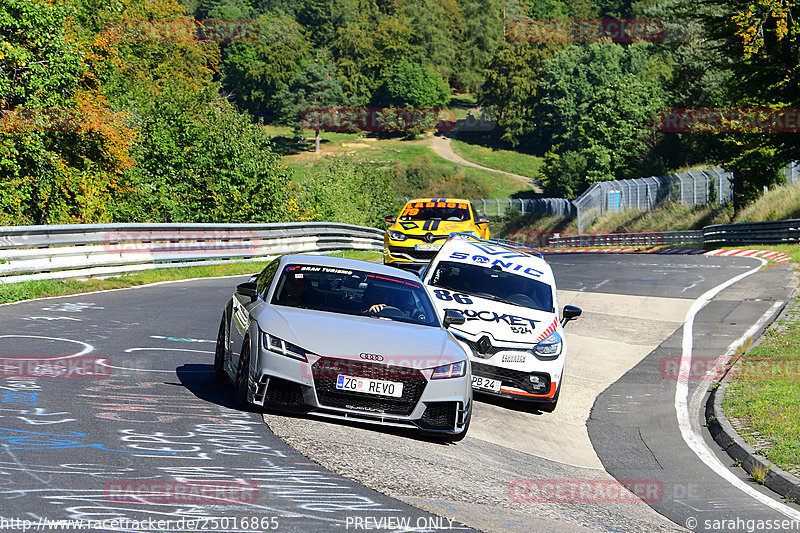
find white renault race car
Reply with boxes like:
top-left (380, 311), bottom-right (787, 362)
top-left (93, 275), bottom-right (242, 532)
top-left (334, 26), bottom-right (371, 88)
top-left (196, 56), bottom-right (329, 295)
top-left (420, 235), bottom-right (581, 411)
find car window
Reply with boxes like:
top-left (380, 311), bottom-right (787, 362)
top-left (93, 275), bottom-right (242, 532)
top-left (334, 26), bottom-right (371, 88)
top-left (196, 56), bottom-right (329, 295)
top-left (399, 201), bottom-right (470, 222)
top-left (271, 264), bottom-right (440, 327)
top-left (256, 259), bottom-right (280, 298)
top-left (429, 260), bottom-right (554, 313)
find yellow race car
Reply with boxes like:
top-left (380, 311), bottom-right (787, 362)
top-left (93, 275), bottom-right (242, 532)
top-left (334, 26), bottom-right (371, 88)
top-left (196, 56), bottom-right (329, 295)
top-left (384, 198), bottom-right (490, 269)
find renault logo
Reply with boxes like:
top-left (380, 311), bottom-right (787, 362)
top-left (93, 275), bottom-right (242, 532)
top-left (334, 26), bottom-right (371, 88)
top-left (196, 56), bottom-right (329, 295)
top-left (360, 353), bottom-right (384, 361)
top-left (423, 233), bottom-right (434, 243)
top-left (476, 336), bottom-right (492, 355)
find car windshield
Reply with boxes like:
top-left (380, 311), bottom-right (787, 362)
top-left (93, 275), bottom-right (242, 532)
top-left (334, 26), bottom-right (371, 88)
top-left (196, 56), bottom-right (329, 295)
top-left (429, 260), bottom-right (554, 313)
top-left (399, 201), bottom-right (471, 222)
top-left (272, 264), bottom-right (440, 327)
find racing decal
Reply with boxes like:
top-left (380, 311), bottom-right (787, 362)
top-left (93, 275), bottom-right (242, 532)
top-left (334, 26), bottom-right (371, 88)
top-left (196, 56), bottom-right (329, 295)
top-left (465, 241), bottom-right (527, 259)
top-left (447, 252), bottom-right (544, 277)
top-left (366, 273), bottom-right (422, 288)
top-left (422, 220), bottom-right (441, 231)
top-left (536, 317), bottom-right (559, 342)
top-left (289, 265), bottom-right (353, 275)
top-left (400, 222), bottom-right (418, 230)
top-left (409, 201), bottom-right (469, 209)
top-left (432, 289), bottom-right (473, 305)
top-left (509, 325), bottom-right (533, 335)
top-left (501, 353), bottom-right (527, 363)
top-left (445, 308), bottom-right (540, 329)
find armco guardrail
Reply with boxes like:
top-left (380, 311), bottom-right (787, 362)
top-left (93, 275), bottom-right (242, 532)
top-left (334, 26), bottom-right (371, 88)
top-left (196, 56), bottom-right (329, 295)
top-left (0, 222), bottom-right (384, 284)
top-left (704, 219), bottom-right (800, 246)
top-left (547, 230), bottom-right (704, 248)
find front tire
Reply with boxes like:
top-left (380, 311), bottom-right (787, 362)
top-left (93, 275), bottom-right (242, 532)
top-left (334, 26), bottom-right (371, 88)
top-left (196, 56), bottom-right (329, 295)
top-left (214, 315), bottom-right (227, 381)
top-left (235, 341), bottom-right (251, 408)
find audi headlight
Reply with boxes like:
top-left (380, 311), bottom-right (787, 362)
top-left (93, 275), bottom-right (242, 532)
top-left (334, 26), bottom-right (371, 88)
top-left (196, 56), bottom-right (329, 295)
top-left (388, 230), bottom-right (406, 241)
top-left (532, 331), bottom-right (562, 358)
top-left (262, 332), bottom-right (308, 362)
top-left (431, 360), bottom-right (467, 379)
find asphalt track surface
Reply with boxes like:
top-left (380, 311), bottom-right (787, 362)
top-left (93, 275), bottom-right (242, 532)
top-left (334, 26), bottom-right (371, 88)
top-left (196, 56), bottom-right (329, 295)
top-left (0, 253), bottom-right (796, 532)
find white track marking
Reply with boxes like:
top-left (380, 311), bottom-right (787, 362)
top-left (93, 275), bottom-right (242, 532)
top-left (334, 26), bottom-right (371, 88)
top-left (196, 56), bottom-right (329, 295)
top-left (101, 347), bottom-right (214, 373)
top-left (675, 258), bottom-right (800, 520)
top-left (0, 335), bottom-right (93, 358)
top-left (123, 348), bottom-right (214, 354)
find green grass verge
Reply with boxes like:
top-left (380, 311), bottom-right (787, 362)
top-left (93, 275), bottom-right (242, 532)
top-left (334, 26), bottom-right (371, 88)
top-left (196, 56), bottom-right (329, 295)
top-left (723, 275), bottom-right (800, 475)
top-left (450, 139), bottom-right (543, 179)
top-left (0, 250), bottom-right (382, 305)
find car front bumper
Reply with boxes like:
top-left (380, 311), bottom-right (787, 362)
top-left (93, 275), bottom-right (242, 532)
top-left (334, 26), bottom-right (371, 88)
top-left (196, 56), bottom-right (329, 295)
top-left (251, 351), bottom-right (471, 435)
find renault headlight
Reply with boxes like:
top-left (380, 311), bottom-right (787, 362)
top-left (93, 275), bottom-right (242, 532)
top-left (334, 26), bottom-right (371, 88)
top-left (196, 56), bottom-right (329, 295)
top-left (388, 230), bottom-right (406, 241)
top-left (532, 331), bottom-right (562, 358)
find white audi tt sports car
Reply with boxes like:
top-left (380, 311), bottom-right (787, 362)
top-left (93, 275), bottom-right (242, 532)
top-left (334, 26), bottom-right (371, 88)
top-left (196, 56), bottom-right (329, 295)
top-left (215, 254), bottom-right (472, 440)
top-left (420, 235), bottom-right (581, 412)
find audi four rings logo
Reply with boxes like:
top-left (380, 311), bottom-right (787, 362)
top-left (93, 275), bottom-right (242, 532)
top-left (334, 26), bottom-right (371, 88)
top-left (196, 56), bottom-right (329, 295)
top-left (360, 353), bottom-right (384, 361)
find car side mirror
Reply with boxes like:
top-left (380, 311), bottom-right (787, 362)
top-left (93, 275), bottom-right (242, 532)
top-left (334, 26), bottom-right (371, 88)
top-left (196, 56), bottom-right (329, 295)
top-left (443, 309), bottom-right (466, 328)
top-left (236, 281), bottom-right (258, 302)
top-left (561, 305), bottom-right (582, 327)
top-left (478, 216), bottom-right (489, 224)
top-left (385, 215), bottom-right (396, 223)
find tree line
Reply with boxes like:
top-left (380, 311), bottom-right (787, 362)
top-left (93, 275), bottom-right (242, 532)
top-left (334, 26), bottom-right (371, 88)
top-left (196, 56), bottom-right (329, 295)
top-left (1, 0), bottom-right (797, 225)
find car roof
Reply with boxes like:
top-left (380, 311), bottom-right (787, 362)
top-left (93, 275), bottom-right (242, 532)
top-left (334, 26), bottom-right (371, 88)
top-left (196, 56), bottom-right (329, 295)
top-left (433, 238), bottom-right (555, 281)
top-left (279, 254), bottom-right (422, 281)
top-left (402, 197), bottom-right (471, 205)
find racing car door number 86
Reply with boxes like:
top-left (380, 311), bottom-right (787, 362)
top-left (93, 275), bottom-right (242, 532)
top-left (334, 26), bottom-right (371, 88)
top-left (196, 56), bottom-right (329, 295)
top-left (433, 289), bottom-right (473, 304)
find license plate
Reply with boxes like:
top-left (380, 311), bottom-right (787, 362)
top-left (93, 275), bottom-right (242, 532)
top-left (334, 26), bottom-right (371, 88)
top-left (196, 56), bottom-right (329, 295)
top-left (414, 244), bottom-right (440, 251)
top-left (336, 375), bottom-right (404, 398)
top-left (472, 375), bottom-right (501, 392)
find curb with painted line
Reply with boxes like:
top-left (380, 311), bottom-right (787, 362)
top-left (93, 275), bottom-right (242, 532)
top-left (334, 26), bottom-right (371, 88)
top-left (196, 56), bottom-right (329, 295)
top-left (707, 378), bottom-right (800, 502)
top-left (545, 246), bottom-right (791, 264)
top-left (705, 301), bottom-right (800, 504)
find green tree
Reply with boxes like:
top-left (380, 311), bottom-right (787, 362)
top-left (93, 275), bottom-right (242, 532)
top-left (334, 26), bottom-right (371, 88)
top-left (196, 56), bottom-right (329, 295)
top-left (703, 0), bottom-right (800, 212)
top-left (537, 42), bottom-right (669, 196)
top-left (394, 0), bottom-right (463, 84)
top-left (478, 41), bottom-right (561, 147)
top-left (0, 0), bottom-right (136, 224)
top-left (196, 0), bottom-right (253, 19)
top-left (121, 84), bottom-right (302, 223)
top-left (452, 0), bottom-right (504, 92)
top-left (273, 54), bottom-right (354, 152)
top-left (372, 60), bottom-right (450, 108)
top-left (332, 14), bottom-right (413, 105)
top-left (222, 14), bottom-right (311, 118)
top-left (301, 158), bottom-right (397, 228)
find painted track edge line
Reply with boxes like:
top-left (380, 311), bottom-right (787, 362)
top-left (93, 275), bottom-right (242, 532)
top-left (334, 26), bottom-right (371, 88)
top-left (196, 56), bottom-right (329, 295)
top-left (675, 258), bottom-right (800, 520)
